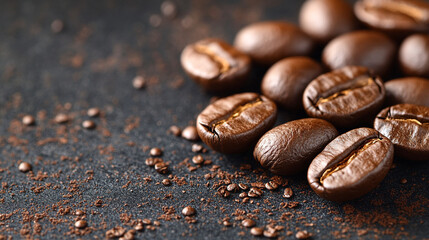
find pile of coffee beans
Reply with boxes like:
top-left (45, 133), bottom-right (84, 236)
top-left (181, 0), bottom-right (429, 202)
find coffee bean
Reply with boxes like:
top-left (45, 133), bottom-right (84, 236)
top-left (234, 21), bottom-right (313, 65)
top-left (191, 144), bottom-right (204, 153)
top-left (160, 1), bottom-right (177, 19)
top-left (385, 77), bottom-right (429, 107)
top-left (283, 188), bottom-right (293, 198)
top-left (168, 125), bottom-right (181, 136)
top-left (22, 115), bottom-right (35, 126)
top-left (222, 220), bottom-right (232, 226)
top-left (254, 118), bottom-right (338, 175)
top-left (265, 181), bottom-right (278, 191)
top-left (250, 227), bottom-right (264, 236)
top-left (82, 120), bottom-right (96, 129)
top-left (162, 179), bottom-right (171, 186)
top-left (18, 162), bottom-right (32, 173)
top-left (263, 229), bottom-right (278, 238)
top-left (150, 147), bottom-right (163, 157)
top-left (242, 219), bottom-right (256, 228)
top-left (51, 19), bottom-right (64, 33)
top-left (354, 0), bottom-right (429, 37)
top-left (154, 162), bottom-right (169, 174)
top-left (192, 155), bottom-right (204, 165)
top-left (296, 230), bottom-right (311, 239)
top-left (261, 57), bottom-right (323, 110)
top-left (106, 226), bottom-right (126, 238)
top-left (197, 93), bottom-right (277, 154)
top-left (300, 0), bottom-right (357, 43)
top-left (322, 31), bottom-right (395, 76)
top-left (399, 34), bottom-right (429, 78)
top-left (239, 192), bottom-right (248, 198)
top-left (55, 113), bottom-right (69, 124)
top-left (181, 126), bottom-right (200, 141)
top-left (181, 38), bottom-right (251, 92)
top-left (308, 128), bottom-right (394, 201)
top-left (238, 183), bottom-right (248, 191)
top-left (134, 223), bottom-right (144, 231)
top-left (374, 104), bottom-right (429, 161)
top-left (87, 108), bottom-right (100, 117)
top-left (142, 219), bottom-right (152, 225)
top-left (74, 220), bottom-right (87, 229)
top-left (75, 210), bottom-right (85, 216)
top-left (121, 231), bottom-right (135, 240)
top-left (182, 206), bottom-right (196, 216)
top-left (145, 158), bottom-right (162, 167)
top-left (217, 186), bottom-right (230, 198)
top-left (248, 187), bottom-right (262, 198)
top-left (226, 183), bottom-right (238, 192)
top-left (132, 76), bottom-right (146, 89)
top-left (303, 66), bottom-right (385, 128)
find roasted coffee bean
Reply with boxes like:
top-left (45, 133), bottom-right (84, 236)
top-left (217, 186), bottom-right (230, 198)
top-left (303, 66), bottom-right (385, 128)
top-left (82, 120), bottom-right (96, 129)
top-left (197, 93), bottom-right (277, 154)
top-left (87, 107), bottom-right (100, 117)
top-left (385, 77), bottom-right (429, 107)
top-left (265, 181), bottom-right (278, 191)
top-left (242, 219), bottom-right (256, 228)
top-left (308, 128), bottom-right (394, 201)
top-left (22, 115), bottom-right (35, 126)
top-left (192, 155), bottom-right (204, 165)
top-left (168, 125), bottom-right (181, 136)
top-left (399, 34), bottom-right (429, 78)
top-left (247, 187), bottom-right (263, 198)
top-left (74, 220), bottom-right (87, 229)
top-left (238, 183), bottom-right (249, 191)
top-left (226, 183), bottom-right (238, 192)
top-left (250, 227), bottom-right (264, 236)
top-left (161, 179), bottom-right (171, 186)
top-left (132, 76), bottom-right (146, 89)
top-left (154, 162), bottom-right (169, 174)
top-left (18, 162), bottom-right (32, 173)
top-left (145, 158), bottom-right (162, 167)
top-left (134, 223), bottom-right (144, 231)
top-left (75, 210), bottom-right (85, 216)
top-left (354, 0), bottom-right (429, 37)
top-left (254, 118), bottom-right (338, 175)
top-left (261, 57), bottom-right (323, 110)
top-left (322, 31), bottom-right (395, 76)
top-left (300, 0), bottom-right (358, 43)
top-left (150, 147), bottom-right (163, 157)
top-left (296, 230), bottom-right (311, 239)
top-left (182, 206), bottom-right (196, 216)
top-left (374, 104), bottom-right (429, 161)
top-left (263, 229), bottom-right (278, 238)
top-left (181, 38), bottom-right (251, 92)
top-left (55, 113), bottom-right (69, 124)
top-left (234, 21), bottom-right (313, 65)
top-left (181, 126), bottom-right (200, 141)
top-left (239, 192), bottom-right (248, 198)
top-left (283, 188), bottom-right (293, 198)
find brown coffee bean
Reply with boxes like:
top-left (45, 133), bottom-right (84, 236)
top-left (74, 220), bottom-right (87, 229)
top-left (234, 21), bottom-right (313, 65)
top-left (106, 226), bottom-right (126, 238)
top-left (222, 220), bottom-right (232, 226)
top-left (263, 229), bottom-right (278, 238)
top-left (265, 181), bottom-right (279, 191)
top-left (134, 223), bottom-right (144, 231)
top-left (254, 118), bottom-right (338, 175)
top-left (239, 192), bottom-right (248, 198)
top-left (55, 113), bottom-right (69, 124)
top-left (145, 158), bottom-right (162, 167)
top-left (197, 93), bottom-right (277, 154)
top-left (82, 120), bottom-right (96, 129)
top-left (250, 227), bottom-right (264, 236)
top-left (18, 162), bottom-right (32, 173)
top-left (248, 187), bottom-right (262, 198)
top-left (182, 206), bottom-right (196, 216)
top-left (385, 77), bottom-right (429, 107)
top-left (162, 179), bottom-right (171, 186)
top-left (168, 125), bottom-right (181, 136)
top-left (261, 57), bottom-right (323, 110)
top-left (142, 219), bottom-right (152, 225)
top-left (300, 0), bottom-right (358, 43)
top-left (242, 219), bottom-right (256, 228)
top-left (132, 76), bottom-right (146, 89)
top-left (303, 66), bottom-right (385, 128)
top-left (374, 104), bottom-right (429, 161)
top-left (181, 126), bottom-right (200, 141)
top-left (322, 30), bottom-right (395, 76)
top-left (399, 34), bottom-right (429, 78)
top-left (296, 230), bottom-right (311, 239)
top-left (22, 115), bottom-right (35, 126)
top-left (192, 155), bottom-right (204, 165)
top-left (160, 1), bottom-right (177, 19)
top-left (181, 38), bottom-right (251, 92)
top-left (191, 144), bottom-right (204, 153)
top-left (308, 128), bottom-right (394, 201)
top-left (154, 162), bottom-right (169, 174)
top-left (283, 188), bottom-right (293, 198)
top-left (87, 108), bottom-right (100, 117)
top-left (75, 210), bottom-right (85, 216)
top-left (354, 0), bottom-right (429, 37)
top-left (226, 183), bottom-right (238, 192)
top-left (150, 147), bottom-right (163, 157)
top-left (238, 183), bottom-right (248, 190)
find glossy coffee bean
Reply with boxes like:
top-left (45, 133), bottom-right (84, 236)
top-left (197, 93), bottom-right (277, 154)
top-left (299, 0), bottom-right (358, 43)
top-left (322, 30), bottom-right (395, 76)
top-left (374, 104), bottom-right (429, 161)
top-left (303, 66), bottom-right (385, 129)
top-left (385, 77), bottom-right (429, 107)
top-left (254, 118), bottom-right (338, 175)
top-left (354, 0), bottom-right (429, 37)
top-left (308, 128), bottom-right (394, 202)
top-left (234, 21), bottom-right (313, 65)
top-left (399, 34), bottom-right (429, 78)
top-left (181, 38), bottom-right (251, 92)
top-left (261, 57), bottom-right (323, 110)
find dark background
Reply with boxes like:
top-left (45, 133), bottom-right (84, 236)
top-left (0, 0), bottom-right (428, 239)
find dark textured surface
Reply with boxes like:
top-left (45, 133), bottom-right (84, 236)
top-left (0, 0), bottom-right (428, 239)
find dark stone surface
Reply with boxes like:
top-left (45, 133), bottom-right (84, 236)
top-left (0, 0), bottom-right (428, 239)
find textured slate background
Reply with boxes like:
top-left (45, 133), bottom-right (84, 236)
top-left (0, 0), bottom-right (428, 239)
